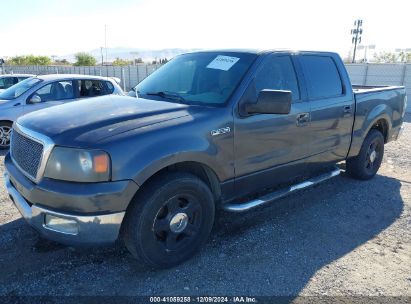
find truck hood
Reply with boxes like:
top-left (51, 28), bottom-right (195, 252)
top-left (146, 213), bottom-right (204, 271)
top-left (17, 95), bottom-right (192, 147)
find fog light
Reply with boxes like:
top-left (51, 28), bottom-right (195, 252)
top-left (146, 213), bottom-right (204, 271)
top-left (44, 214), bottom-right (79, 235)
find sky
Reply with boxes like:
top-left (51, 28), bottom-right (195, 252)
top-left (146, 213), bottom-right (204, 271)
top-left (0, 0), bottom-right (410, 59)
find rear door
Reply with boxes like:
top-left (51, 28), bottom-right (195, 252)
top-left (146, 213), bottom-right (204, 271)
top-left (234, 54), bottom-right (311, 196)
top-left (298, 54), bottom-right (355, 171)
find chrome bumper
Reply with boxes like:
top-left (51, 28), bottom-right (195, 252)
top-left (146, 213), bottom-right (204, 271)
top-left (4, 172), bottom-right (125, 246)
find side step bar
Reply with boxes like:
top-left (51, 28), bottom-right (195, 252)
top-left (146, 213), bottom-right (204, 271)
top-left (223, 168), bottom-right (341, 212)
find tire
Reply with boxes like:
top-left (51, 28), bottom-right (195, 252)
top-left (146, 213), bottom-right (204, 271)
top-left (0, 121), bottom-right (12, 149)
top-left (123, 172), bottom-right (215, 268)
top-left (346, 129), bottom-right (384, 180)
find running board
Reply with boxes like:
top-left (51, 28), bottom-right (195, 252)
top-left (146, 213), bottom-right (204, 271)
top-left (223, 168), bottom-right (341, 212)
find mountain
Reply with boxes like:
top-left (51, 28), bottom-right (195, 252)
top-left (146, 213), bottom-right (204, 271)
top-left (60, 48), bottom-right (201, 63)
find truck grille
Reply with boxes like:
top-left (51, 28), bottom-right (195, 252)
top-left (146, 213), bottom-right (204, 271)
top-left (10, 130), bottom-right (44, 180)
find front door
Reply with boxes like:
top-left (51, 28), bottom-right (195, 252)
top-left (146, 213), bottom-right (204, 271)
top-left (24, 80), bottom-right (76, 114)
top-left (234, 54), bottom-right (311, 197)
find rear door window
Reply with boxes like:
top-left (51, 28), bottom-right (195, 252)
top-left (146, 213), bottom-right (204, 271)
top-left (77, 80), bottom-right (108, 97)
top-left (299, 55), bottom-right (343, 99)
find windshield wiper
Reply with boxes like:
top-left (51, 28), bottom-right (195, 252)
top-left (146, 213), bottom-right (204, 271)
top-left (145, 91), bottom-right (186, 103)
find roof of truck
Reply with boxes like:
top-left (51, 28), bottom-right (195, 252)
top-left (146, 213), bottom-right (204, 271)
top-left (188, 49), bottom-right (339, 56)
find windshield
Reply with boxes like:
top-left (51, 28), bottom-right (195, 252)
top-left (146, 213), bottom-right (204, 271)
top-left (137, 52), bottom-right (257, 106)
top-left (0, 77), bottom-right (42, 100)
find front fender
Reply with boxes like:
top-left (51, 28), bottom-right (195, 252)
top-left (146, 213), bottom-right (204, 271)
top-left (99, 109), bottom-right (234, 186)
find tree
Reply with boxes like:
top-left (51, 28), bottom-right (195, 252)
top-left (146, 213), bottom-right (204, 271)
top-left (112, 57), bottom-right (132, 66)
top-left (373, 52), bottom-right (398, 63)
top-left (398, 51), bottom-right (411, 63)
top-left (372, 51), bottom-right (411, 63)
top-left (7, 55), bottom-right (51, 65)
top-left (54, 59), bottom-right (70, 65)
top-left (74, 52), bottom-right (96, 66)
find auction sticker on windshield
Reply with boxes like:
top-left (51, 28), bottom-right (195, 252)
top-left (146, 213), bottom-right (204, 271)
top-left (206, 55), bottom-right (240, 71)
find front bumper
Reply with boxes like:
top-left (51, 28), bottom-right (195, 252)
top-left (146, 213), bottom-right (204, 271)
top-left (5, 172), bottom-right (125, 245)
top-left (4, 153), bottom-right (139, 246)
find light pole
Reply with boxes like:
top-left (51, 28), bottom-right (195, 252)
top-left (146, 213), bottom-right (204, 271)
top-left (130, 52), bottom-right (139, 65)
top-left (357, 44), bottom-right (375, 63)
top-left (104, 24), bottom-right (108, 63)
top-left (351, 19), bottom-right (363, 63)
top-left (100, 47), bottom-right (104, 66)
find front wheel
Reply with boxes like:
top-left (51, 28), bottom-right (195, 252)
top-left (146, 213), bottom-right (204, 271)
top-left (346, 129), bottom-right (384, 180)
top-left (0, 122), bottom-right (12, 149)
top-left (123, 172), bottom-right (215, 268)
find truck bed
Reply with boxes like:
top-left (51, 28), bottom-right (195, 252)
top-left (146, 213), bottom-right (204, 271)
top-left (348, 84), bottom-right (406, 159)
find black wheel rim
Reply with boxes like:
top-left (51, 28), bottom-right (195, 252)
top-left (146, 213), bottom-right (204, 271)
top-left (152, 194), bottom-right (202, 251)
top-left (0, 125), bottom-right (11, 148)
top-left (365, 138), bottom-right (382, 172)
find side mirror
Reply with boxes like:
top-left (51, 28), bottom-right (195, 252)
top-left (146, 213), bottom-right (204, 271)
top-left (128, 90), bottom-right (137, 97)
top-left (245, 90), bottom-right (292, 115)
top-left (28, 94), bottom-right (41, 104)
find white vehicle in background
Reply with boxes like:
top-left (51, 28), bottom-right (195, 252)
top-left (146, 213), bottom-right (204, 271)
top-left (0, 74), bottom-right (124, 148)
top-left (0, 74), bottom-right (34, 93)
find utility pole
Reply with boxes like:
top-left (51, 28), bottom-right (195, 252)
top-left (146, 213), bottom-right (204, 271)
top-left (104, 24), bottom-right (108, 64)
top-left (351, 19), bottom-right (363, 63)
top-left (100, 47), bottom-right (104, 66)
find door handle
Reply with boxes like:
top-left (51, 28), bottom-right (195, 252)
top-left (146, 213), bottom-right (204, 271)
top-left (343, 105), bottom-right (352, 114)
top-left (296, 112), bottom-right (310, 126)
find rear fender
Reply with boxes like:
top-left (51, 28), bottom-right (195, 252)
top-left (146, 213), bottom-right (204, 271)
top-left (348, 103), bottom-right (392, 158)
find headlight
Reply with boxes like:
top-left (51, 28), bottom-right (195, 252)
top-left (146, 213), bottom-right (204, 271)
top-left (44, 147), bottom-right (111, 182)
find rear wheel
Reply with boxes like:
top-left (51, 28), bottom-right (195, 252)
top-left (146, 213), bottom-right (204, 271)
top-left (0, 122), bottom-right (12, 149)
top-left (123, 172), bottom-right (215, 268)
top-left (346, 129), bottom-right (384, 180)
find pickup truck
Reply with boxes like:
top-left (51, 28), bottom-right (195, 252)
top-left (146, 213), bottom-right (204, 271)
top-left (4, 50), bottom-right (407, 268)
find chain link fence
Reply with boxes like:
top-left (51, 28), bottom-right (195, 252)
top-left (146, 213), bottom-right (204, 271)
top-left (1, 63), bottom-right (410, 112)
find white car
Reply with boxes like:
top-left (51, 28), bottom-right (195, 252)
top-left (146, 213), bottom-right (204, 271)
top-left (0, 74), bottom-right (35, 93)
top-left (0, 74), bottom-right (124, 148)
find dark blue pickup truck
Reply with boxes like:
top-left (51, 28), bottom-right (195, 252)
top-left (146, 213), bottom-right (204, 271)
top-left (4, 50), bottom-right (407, 268)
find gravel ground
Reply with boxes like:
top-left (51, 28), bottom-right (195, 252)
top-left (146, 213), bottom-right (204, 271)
top-left (0, 115), bottom-right (410, 298)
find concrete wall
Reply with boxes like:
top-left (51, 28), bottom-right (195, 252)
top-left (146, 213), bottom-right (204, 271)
top-left (1, 64), bottom-right (162, 92)
top-left (345, 63), bottom-right (410, 112)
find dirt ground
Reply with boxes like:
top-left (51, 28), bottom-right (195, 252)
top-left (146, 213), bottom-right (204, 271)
top-left (0, 115), bottom-right (410, 298)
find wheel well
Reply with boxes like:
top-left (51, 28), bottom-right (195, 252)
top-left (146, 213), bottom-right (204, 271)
top-left (140, 162), bottom-right (222, 202)
top-left (370, 119), bottom-right (388, 143)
